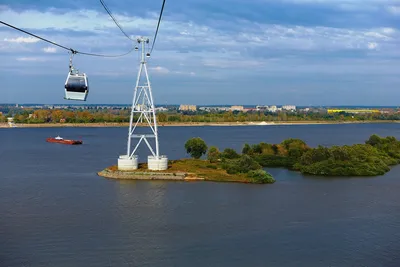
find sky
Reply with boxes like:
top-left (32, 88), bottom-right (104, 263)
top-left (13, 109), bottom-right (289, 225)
top-left (0, 0), bottom-right (400, 105)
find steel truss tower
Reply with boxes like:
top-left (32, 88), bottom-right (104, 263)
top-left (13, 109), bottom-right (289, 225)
top-left (118, 37), bottom-right (168, 171)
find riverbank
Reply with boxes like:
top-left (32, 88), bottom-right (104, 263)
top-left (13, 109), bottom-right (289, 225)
top-left (2, 120), bottom-right (400, 128)
top-left (98, 159), bottom-right (269, 184)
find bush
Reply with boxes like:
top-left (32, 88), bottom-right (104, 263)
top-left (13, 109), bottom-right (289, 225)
top-left (254, 154), bottom-right (294, 168)
top-left (207, 146), bottom-right (221, 163)
top-left (247, 170), bottom-right (275, 184)
top-left (221, 148), bottom-right (240, 159)
top-left (222, 155), bottom-right (262, 174)
top-left (185, 137), bottom-right (208, 159)
top-left (242, 144), bottom-right (252, 155)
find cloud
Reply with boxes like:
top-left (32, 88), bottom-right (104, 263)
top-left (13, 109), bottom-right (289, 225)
top-left (150, 66), bottom-right (170, 74)
top-left (387, 5), bottom-right (400, 15)
top-left (1, 2), bottom-right (400, 105)
top-left (16, 57), bottom-right (47, 62)
top-left (43, 46), bottom-right (57, 53)
top-left (4, 36), bottom-right (39, 43)
top-left (367, 42), bottom-right (378, 50)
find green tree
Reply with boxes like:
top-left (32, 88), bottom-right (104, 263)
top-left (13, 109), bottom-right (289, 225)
top-left (158, 113), bottom-right (167, 122)
top-left (242, 144), bottom-right (252, 155)
top-left (207, 146), bottom-right (220, 163)
top-left (366, 134), bottom-right (381, 146)
top-left (221, 148), bottom-right (240, 159)
top-left (247, 169), bottom-right (275, 184)
top-left (185, 137), bottom-right (208, 159)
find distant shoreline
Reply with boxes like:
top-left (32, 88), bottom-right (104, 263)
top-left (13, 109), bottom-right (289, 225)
top-left (1, 120), bottom-right (400, 128)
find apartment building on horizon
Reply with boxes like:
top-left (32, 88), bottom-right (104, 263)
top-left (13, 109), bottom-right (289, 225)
top-left (179, 104), bottom-right (197, 111)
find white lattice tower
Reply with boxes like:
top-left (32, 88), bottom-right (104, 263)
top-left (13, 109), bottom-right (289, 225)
top-left (118, 36), bottom-right (168, 171)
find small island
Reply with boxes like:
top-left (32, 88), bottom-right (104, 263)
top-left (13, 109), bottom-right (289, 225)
top-left (99, 134), bottom-right (400, 184)
top-left (99, 137), bottom-right (275, 184)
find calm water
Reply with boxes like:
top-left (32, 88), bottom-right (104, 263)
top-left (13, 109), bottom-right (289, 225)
top-left (1, 124), bottom-right (400, 267)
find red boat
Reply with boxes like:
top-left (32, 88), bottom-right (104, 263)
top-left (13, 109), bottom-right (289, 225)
top-left (46, 135), bottom-right (83, 145)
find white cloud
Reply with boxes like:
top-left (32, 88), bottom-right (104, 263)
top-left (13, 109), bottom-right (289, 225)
top-left (1, 5), bottom-right (399, 80)
top-left (150, 66), bottom-right (170, 74)
top-left (1, 5), bottom-right (398, 58)
top-left (4, 36), bottom-right (39, 43)
top-left (367, 42), bottom-right (378, 50)
top-left (16, 57), bottom-right (47, 62)
top-left (203, 58), bottom-right (263, 68)
top-left (387, 5), bottom-right (400, 15)
top-left (43, 46), bottom-right (57, 53)
top-left (382, 27), bottom-right (396, 35)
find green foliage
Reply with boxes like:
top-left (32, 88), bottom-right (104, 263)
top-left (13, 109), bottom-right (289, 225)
top-left (247, 170), bottom-right (276, 184)
top-left (185, 137), bottom-right (208, 159)
top-left (222, 155), bottom-right (262, 174)
top-left (242, 144), bottom-right (252, 155)
top-left (207, 146), bottom-right (221, 163)
top-left (254, 154), bottom-right (295, 168)
top-left (243, 139), bottom-right (309, 169)
top-left (221, 148), bottom-right (241, 159)
top-left (242, 134), bottom-right (400, 177)
top-left (366, 134), bottom-right (381, 146)
top-left (157, 113), bottom-right (167, 122)
top-left (296, 142), bottom-right (398, 176)
top-left (182, 134), bottom-right (400, 180)
top-left (366, 135), bottom-right (400, 159)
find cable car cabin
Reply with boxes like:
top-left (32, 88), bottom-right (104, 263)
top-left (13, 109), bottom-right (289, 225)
top-left (64, 73), bottom-right (89, 101)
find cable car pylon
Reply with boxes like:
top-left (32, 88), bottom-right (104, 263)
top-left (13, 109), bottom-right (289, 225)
top-left (118, 36), bottom-right (168, 171)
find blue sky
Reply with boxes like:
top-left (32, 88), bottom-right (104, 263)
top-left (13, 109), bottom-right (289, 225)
top-left (1, 0), bottom-right (400, 105)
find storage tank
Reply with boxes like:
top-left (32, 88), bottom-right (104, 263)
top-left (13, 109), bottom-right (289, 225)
top-left (118, 155), bottom-right (138, 170)
top-left (148, 155), bottom-right (168, 171)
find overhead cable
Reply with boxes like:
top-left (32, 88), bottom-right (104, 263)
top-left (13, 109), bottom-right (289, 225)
top-left (0, 20), bottom-right (135, 58)
top-left (100, 0), bottom-right (133, 41)
top-left (150, 0), bottom-right (166, 54)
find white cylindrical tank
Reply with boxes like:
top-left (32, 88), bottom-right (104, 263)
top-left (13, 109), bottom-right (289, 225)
top-left (148, 155), bottom-right (168, 171)
top-left (118, 155), bottom-right (138, 170)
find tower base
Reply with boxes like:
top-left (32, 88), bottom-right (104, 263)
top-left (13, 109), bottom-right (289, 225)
top-left (148, 156), bottom-right (168, 171)
top-left (118, 155), bottom-right (138, 171)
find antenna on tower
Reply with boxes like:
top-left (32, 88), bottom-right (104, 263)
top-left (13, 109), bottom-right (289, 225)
top-left (117, 36), bottom-right (168, 171)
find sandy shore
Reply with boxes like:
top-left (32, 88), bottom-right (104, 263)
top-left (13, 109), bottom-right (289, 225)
top-left (1, 120), bottom-right (399, 128)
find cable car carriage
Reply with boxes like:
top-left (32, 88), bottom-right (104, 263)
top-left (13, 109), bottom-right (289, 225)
top-left (64, 52), bottom-right (89, 101)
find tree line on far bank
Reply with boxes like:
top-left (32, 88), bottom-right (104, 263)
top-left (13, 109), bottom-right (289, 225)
top-left (4, 108), bottom-right (400, 124)
top-left (184, 134), bottom-right (400, 178)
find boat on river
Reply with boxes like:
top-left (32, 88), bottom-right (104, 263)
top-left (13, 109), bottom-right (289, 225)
top-left (46, 135), bottom-right (82, 145)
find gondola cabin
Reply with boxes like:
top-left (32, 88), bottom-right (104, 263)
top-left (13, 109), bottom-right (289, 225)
top-left (64, 72), bottom-right (89, 101)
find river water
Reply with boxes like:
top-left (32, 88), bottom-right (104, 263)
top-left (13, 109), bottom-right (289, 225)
top-left (1, 124), bottom-right (400, 267)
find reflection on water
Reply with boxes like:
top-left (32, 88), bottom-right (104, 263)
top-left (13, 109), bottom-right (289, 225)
top-left (1, 124), bottom-right (400, 266)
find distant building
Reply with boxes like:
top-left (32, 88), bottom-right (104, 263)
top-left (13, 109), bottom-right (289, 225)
top-left (256, 105), bottom-right (268, 111)
top-left (179, 105), bottom-right (197, 111)
top-left (267, 106), bottom-right (278, 113)
top-left (282, 105), bottom-right (296, 111)
top-left (199, 107), bottom-right (230, 112)
top-left (230, 105), bottom-right (244, 111)
top-left (156, 107), bottom-right (168, 112)
top-left (299, 108), bottom-right (310, 113)
top-left (135, 104), bottom-right (144, 111)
